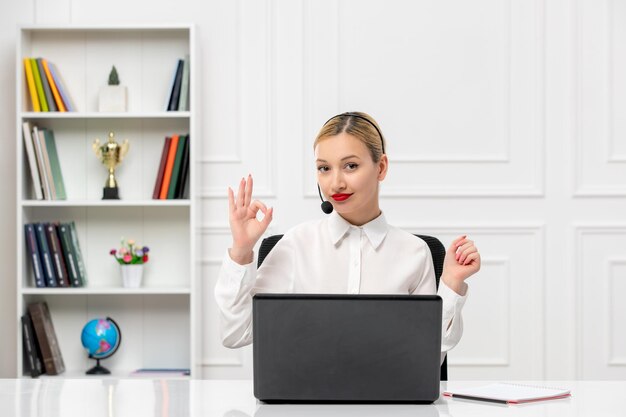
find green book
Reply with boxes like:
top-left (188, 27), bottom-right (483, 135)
top-left (69, 221), bottom-right (87, 286)
top-left (167, 134), bottom-right (187, 199)
top-left (30, 58), bottom-right (48, 112)
top-left (57, 223), bottom-right (81, 287)
top-left (42, 129), bottom-right (66, 199)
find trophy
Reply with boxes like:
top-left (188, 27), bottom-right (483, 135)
top-left (93, 132), bottom-right (130, 199)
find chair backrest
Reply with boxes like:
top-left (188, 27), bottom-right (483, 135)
top-left (257, 233), bottom-right (448, 381)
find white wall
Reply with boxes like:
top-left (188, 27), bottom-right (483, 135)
top-left (1, 0), bottom-right (625, 381)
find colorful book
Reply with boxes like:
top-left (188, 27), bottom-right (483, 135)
top-left (178, 55), bottom-right (190, 111)
top-left (41, 59), bottom-right (66, 112)
top-left (36, 58), bottom-right (57, 112)
top-left (21, 314), bottom-right (43, 378)
top-left (22, 122), bottom-right (43, 200)
top-left (23, 58), bottom-right (40, 112)
top-left (57, 223), bottom-right (81, 287)
top-left (174, 134), bottom-right (190, 199)
top-left (159, 135), bottom-right (179, 199)
top-left (27, 302), bottom-right (65, 375)
top-left (152, 136), bottom-right (171, 199)
top-left (37, 129), bottom-right (57, 199)
top-left (48, 62), bottom-right (74, 112)
top-left (167, 59), bottom-right (184, 111)
top-left (31, 126), bottom-right (51, 200)
top-left (45, 223), bottom-right (69, 287)
top-left (43, 129), bottom-right (66, 199)
top-left (35, 223), bottom-right (57, 287)
top-left (167, 134), bottom-right (187, 199)
top-left (24, 224), bottom-right (45, 288)
top-left (30, 59), bottom-right (48, 112)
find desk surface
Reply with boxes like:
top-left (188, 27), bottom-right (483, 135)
top-left (1, 379), bottom-right (623, 417)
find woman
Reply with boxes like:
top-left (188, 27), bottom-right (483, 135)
top-left (214, 112), bottom-right (481, 360)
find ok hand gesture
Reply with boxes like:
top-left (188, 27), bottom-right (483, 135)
top-left (228, 175), bottom-right (273, 265)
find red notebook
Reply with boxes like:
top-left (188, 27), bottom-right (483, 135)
top-left (443, 383), bottom-right (571, 404)
top-left (152, 137), bottom-right (171, 199)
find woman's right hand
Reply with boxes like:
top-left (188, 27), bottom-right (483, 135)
top-left (228, 174), bottom-right (273, 265)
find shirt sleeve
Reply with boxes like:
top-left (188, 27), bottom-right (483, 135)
top-left (410, 241), bottom-right (469, 363)
top-left (213, 236), bottom-right (295, 348)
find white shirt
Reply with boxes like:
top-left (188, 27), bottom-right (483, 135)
top-left (214, 211), bottom-right (468, 362)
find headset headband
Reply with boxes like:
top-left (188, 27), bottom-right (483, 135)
top-left (323, 112), bottom-right (386, 155)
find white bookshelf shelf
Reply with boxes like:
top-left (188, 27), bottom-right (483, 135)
top-left (16, 25), bottom-right (198, 379)
top-left (21, 287), bottom-right (191, 295)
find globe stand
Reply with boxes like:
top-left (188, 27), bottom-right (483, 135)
top-left (86, 358), bottom-right (111, 375)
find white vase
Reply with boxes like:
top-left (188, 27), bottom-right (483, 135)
top-left (99, 85), bottom-right (127, 112)
top-left (120, 264), bottom-right (143, 288)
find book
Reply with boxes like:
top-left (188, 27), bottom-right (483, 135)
top-left (27, 302), bottom-right (65, 375)
top-left (22, 121), bottom-right (43, 200)
top-left (21, 314), bottom-right (43, 378)
top-left (23, 58), bottom-right (40, 112)
top-left (167, 134), bottom-right (187, 199)
top-left (57, 223), bottom-right (81, 287)
top-left (41, 59), bottom-right (66, 112)
top-left (36, 58), bottom-right (57, 112)
top-left (159, 135), bottom-right (179, 199)
top-left (30, 58), bottom-right (48, 112)
top-left (48, 62), bottom-right (74, 112)
top-left (167, 59), bottom-right (184, 111)
top-left (152, 136), bottom-right (171, 199)
top-left (174, 134), bottom-right (190, 199)
top-left (31, 125), bottom-right (51, 200)
top-left (24, 224), bottom-right (45, 288)
top-left (42, 129), bottom-right (67, 199)
top-left (69, 221), bottom-right (87, 286)
top-left (35, 223), bottom-right (57, 287)
top-left (45, 223), bottom-right (69, 287)
top-left (178, 55), bottom-right (190, 111)
top-left (443, 383), bottom-right (571, 404)
top-left (37, 128), bottom-right (57, 199)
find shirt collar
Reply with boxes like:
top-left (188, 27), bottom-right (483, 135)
top-left (327, 211), bottom-right (389, 250)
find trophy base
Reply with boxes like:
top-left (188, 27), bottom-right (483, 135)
top-left (102, 187), bottom-right (120, 200)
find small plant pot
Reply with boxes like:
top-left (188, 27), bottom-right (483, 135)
top-left (99, 85), bottom-right (127, 112)
top-left (120, 264), bottom-right (143, 288)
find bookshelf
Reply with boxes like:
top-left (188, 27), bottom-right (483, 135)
top-left (15, 25), bottom-right (198, 378)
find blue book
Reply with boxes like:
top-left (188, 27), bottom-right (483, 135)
top-left (24, 224), bottom-right (45, 288)
top-left (35, 223), bottom-right (57, 287)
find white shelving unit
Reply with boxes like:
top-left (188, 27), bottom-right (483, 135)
top-left (15, 25), bottom-right (198, 379)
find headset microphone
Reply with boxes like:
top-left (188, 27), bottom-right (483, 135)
top-left (318, 184), bottom-right (334, 214)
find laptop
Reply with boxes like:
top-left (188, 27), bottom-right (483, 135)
top-left (252, 294), bottom-right (442, 403)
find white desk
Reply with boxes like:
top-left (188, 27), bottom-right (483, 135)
top-left (1, 379), bottom-right (623, 417)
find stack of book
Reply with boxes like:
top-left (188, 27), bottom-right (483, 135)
top-left (166, 56), bottom-right (190, 111)
top-left (24, 222), bottom-right (87, 288)
top-left (21, 301), bottom-right (65, 377)
top-left (22, 122), bottom-right (66, 200)
top-left (23, 57), bottom-right (74, 112)
top-left (153, 134), bottom-right (190, 199)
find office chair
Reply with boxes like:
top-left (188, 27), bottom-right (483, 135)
top-left (257, 233), bottom-right (449, 381)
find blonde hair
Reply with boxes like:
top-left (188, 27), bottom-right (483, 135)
top-left (313, 112), bottom-right (386, 162)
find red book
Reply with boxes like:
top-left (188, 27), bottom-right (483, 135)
top-left (152, 137), bottom-right (172, 199)
top-left (159, 135), bottom-right (179, 199)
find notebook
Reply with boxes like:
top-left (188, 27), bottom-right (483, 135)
top-left (253, 294), bottom-right (443, 403)
top-left (443, 383), bottom-right (571, 404)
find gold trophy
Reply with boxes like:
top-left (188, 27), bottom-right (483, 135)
top-left (93, 132), bottom-right (130, 199)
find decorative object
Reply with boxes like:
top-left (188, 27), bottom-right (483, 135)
top-left (98, 65), bottom-right (127, 112)
top-left (110, 238), bottom-right (150, 288)
top-left (80, 317), bottom-right (121, 375)
top-left (93, 131), bottom-right (129, 199)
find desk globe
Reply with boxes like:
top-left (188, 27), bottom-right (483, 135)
top-left (80, 317), bottom-right (121, 375)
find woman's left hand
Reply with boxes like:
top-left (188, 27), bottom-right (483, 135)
top-left (441, 235), bottom-right (481, 295)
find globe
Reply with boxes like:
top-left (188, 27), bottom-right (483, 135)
top-left (80, 317), bottom-right (122, 375)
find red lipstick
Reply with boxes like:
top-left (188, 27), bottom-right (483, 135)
top-left (332, 193), bottom-right (352, 202)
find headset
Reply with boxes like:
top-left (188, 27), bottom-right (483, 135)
top-left (317, 112), bottom-right (386, 214)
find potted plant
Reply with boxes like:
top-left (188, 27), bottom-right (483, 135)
top-left (99, 65), bottom-right (127, 112)
top-left (110, 238), bottom-right (149, 287)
